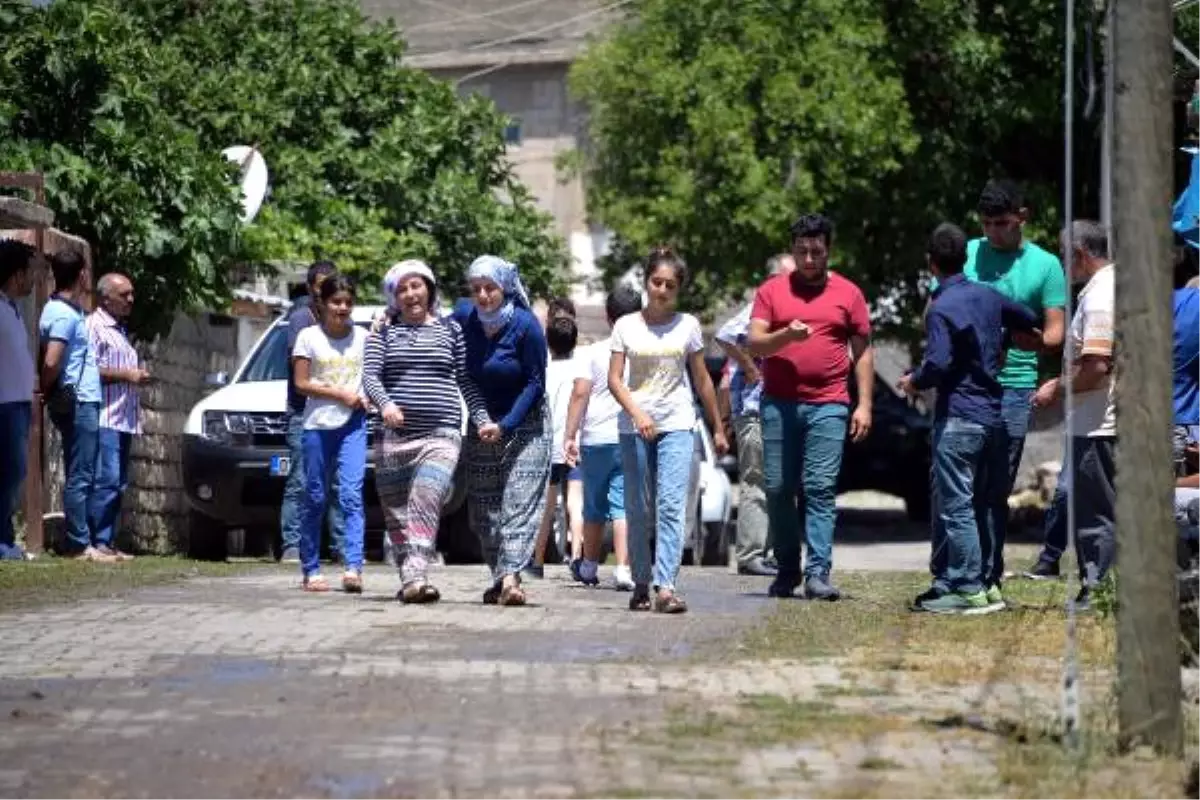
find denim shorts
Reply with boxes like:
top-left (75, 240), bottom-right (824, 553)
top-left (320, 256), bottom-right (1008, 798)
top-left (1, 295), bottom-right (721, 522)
top-left (580, 443), bottom-right (624, 523)
top-left (549, 463), bottom-right (584, 486)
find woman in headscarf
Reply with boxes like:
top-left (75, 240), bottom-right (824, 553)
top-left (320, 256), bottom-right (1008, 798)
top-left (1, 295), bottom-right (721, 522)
top-left (454, 255), bottom-right (551, 606)
top-left (363, 260), bottom-right (491, 603)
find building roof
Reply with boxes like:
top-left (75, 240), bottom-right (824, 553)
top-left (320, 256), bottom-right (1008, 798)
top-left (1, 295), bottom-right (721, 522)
top-left (362, 0), bottom-right (622, 70)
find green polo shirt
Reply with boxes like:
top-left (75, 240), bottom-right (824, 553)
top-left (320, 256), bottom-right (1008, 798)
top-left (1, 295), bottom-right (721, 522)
top-left (963, 238), bottom-right (1067, 389)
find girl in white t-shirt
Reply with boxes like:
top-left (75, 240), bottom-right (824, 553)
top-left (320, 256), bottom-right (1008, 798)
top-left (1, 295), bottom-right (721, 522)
top-left (292, 275), bottom-right (369, 594)
top-left (531, 313), bottom-right (581, 574)
top-left (608, 247), bottom-right (728, 614)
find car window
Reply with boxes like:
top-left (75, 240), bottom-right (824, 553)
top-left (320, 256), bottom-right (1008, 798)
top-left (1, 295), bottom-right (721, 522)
top-left (238, 321), bottom-right (371, 383)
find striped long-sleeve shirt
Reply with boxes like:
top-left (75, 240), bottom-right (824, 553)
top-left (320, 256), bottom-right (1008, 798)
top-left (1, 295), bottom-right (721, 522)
top-left (362, 316), bottom-right (490, 436)
top-left (85, 307), bottom-right (141, 434)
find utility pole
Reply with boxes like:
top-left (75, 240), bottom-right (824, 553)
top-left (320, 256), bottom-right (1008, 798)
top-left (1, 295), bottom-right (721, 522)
top-left (1111, 0), bottom-right (1183, 754)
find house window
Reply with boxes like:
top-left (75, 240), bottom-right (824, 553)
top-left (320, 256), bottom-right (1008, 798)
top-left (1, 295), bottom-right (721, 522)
top-left (504, 119), bottom-right (523, 146)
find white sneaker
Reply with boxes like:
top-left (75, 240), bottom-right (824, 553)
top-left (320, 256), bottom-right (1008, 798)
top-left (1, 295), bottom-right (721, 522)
top-left (612, 564), bottom-right (635, 592)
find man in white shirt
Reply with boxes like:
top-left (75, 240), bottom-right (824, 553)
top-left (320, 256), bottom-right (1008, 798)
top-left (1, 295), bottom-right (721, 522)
top-left (563, 285), bottom-right (644, 590)
top-left (716, 253), bottom-right (796, 576)
top-left (1032, 220), bottom-right (1116, 609)
top-left (0, 240), bottom-right (43, 561)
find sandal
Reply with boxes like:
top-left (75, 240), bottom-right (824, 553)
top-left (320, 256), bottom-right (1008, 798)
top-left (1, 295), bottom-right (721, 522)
top-left (629, 584), bottom-right (652, 612)
top-left (399, 583), bottom-right (441, 605)
top-left (302, 574), bottom-right (330, 593)
top-left (342, 571), bottom-right (363, 594)
top-left (653, 591), bottom-right (688, 615)
top-left (498, 583), bottom-right (527, 607)
top-left (482, 583), bottom-right (502, 605)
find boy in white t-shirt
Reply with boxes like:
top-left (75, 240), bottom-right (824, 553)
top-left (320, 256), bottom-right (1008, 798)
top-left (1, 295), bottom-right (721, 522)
top-left (563, 286), bottom-right (646, 591)
top-left (531, 315), bottom-right (582, 575)
top-left (291, 275), bottom-right (369, 594)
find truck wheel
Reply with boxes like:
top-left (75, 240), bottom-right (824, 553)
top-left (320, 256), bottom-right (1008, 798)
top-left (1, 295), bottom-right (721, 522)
top-left (701, 521), bottom-right (729, 566)
top-left (438, 501), bottom-right (482, 564)
top-left (187, 510), bottom-right (228, 562)
top-left (905, 485), bottom-right (932, 523)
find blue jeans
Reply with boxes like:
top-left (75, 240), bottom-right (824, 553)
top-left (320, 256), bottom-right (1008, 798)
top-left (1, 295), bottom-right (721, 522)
top-left (51, 402), bottom-right (101, 553)
top-left (928, 418), bottom-right (1007, 595)
top-left (89, 428), bottom-right (132, 548)
top-left (993, 389), bottom-right (1034, 582)
top-left (0, 402), bottom-right (32, 552)
top-left (281, 412), bottom-right (343, 555)
top-left (1038, 482), bottom-right (1069, 564)
top-left (300, 413), bottom-right (366, 577)
top-left (762, 398), bottom-right (849, 579)
top-left (620, 430), bottom-right (693, 590)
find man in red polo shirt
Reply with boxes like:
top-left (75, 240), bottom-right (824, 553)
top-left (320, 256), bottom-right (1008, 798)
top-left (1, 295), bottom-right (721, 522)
top-left (748, 213), bottom-right (874, 600)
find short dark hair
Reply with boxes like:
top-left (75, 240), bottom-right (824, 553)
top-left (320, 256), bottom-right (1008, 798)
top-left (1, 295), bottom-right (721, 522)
top-left (977, 179), bottom-right (1024, 217)
top-left (50, 250), bottom-right (87, 291)
top-left (318, 273), bottom-right (356, 303)
top-left (789, 213), bottom-right (833, 247)
top-left (0, 239), bottom-right (37, 287)
top-left (546, 315), bottom-right (578, 357)
top-left (306, 260), bottom-right (337, 287)
top-left (548, 296), bottom-right (576, 319)
top-left (927, 223), bottom-right (969, 274)
top-left (644, 245), bottom-right (688, 287)
top-left (605, 283), bottom-right (643, 324)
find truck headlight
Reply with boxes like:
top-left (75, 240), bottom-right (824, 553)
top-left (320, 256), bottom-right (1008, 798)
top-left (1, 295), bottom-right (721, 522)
top-left (202, 411), bottom-right (252, 445)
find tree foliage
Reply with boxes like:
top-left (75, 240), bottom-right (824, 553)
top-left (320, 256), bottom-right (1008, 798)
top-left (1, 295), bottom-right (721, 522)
top-left (571, 0), bottom-right (1199, 341)
top-left (0, 0), bottom-right (566, 337)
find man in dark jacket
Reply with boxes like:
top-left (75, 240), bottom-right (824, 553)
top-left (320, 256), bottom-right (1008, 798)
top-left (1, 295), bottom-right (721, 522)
top-left (279, 261), bottom-right (343, 563)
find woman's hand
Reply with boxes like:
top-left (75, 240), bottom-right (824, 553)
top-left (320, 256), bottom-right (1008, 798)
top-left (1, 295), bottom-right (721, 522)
top-left (341, 390), bottom-right (365, 410)
top-left (382, 405), bottom-right (405, 428)
top-left (478, 422), bottom-right (502, 443)
top-left (564, 439), bottom-right (580, 467)
top-left (713, 430), bottom-right (729, 457)
top-left (632, 411), bottom-right (657, 441)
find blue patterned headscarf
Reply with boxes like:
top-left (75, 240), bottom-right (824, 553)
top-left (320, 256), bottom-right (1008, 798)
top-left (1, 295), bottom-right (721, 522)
top-left (466, 255), bottom-right (530, 331)
top-left (382, 259), bottom-right (437, 315)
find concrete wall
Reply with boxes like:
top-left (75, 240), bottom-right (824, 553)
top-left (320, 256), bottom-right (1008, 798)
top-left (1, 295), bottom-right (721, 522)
top-left (436, 63), bottom-right (606, 304)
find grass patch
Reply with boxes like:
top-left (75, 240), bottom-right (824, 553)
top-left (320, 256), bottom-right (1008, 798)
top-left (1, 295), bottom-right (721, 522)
top-left (0, 556), bottom-right (264, 609)
top-left (738, 570), bottom-right (1116, 685)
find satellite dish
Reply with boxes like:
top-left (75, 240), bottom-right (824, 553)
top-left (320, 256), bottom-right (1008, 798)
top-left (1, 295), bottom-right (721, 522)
top-left (221, 146), bottom-right (269, 224)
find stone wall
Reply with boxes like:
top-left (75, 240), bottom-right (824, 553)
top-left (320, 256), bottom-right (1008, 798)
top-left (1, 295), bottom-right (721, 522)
top-left (123, 313), bottom-right (243, 553)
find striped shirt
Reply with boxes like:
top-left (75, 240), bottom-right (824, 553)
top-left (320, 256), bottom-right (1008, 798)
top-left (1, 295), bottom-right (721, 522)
top-left (362, 316), bottom-right (490, 436)
top-left (86, 307), bottom-right (141, 434)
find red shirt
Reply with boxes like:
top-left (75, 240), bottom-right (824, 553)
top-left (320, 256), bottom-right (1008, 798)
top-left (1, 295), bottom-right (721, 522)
top-left (750, 271), bottom-right (871, 404)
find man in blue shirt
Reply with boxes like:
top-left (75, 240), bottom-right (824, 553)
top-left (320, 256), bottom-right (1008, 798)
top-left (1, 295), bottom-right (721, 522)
top-left (38, 250), bottom-right (111, 561)
top-left (899, 223), bottom-right (1039, 613)
top-left (279, 261), bottom-right (343, 564)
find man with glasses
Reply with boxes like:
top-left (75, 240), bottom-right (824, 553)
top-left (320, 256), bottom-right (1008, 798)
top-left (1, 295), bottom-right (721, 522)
top-left (932, 180), bottom-right (1066, 607)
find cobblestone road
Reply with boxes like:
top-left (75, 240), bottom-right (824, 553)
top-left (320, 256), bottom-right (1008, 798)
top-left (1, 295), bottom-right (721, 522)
top-left (0, 563), bottom-right (797, 798)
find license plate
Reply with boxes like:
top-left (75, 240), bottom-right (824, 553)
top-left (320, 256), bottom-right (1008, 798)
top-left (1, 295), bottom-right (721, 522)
top-left (269, 455), bottom-right (291, 477)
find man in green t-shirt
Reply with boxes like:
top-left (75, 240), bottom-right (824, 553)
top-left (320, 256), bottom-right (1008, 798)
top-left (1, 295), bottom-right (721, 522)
top-left (929, 179), bottom-right (1067, 607)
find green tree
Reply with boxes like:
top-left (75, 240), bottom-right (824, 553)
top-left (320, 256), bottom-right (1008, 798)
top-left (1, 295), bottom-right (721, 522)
top-left (569, 0), bottom-right (918, 312)
top-left (0, 0), bottom-right (566, 337)
top-left (570, 0), bottom-right (1198, 341)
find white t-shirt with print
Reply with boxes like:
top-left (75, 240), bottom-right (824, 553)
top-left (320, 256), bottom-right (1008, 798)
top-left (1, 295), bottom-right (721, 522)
top-left (574, 338), bottom-right (623, 447)
top-left (609, 312), bottom-right (704, 434)
top-left (292, 325), bottom-right (368, 430)
top-left (546, 355), bottom-right (578, 464)
top-left (1066, 264), bottom-right (1116, 438)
